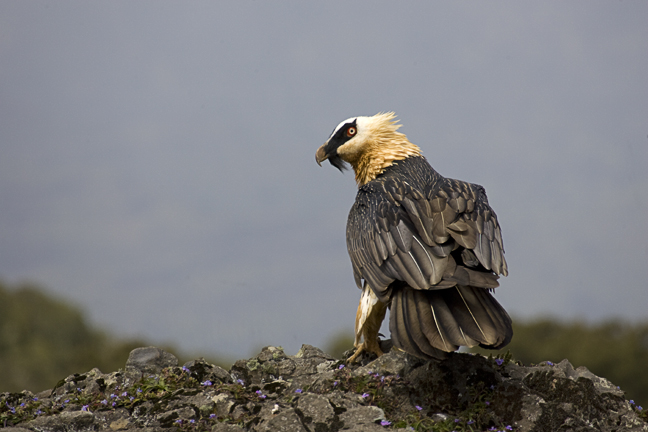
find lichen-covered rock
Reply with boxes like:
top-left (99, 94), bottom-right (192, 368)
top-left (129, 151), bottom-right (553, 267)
top-left (1, 344), bottom-right (646, 432)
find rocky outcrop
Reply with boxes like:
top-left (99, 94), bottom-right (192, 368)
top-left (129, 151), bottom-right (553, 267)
top-left (1, 344), bottom-right (646, 431)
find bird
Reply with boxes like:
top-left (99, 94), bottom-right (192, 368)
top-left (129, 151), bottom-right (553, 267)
top-left (315, 112), bottom-right (513, 362)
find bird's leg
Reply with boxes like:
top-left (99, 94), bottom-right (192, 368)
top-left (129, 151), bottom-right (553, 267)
top-left (348, 285), bottom-right (388, 363)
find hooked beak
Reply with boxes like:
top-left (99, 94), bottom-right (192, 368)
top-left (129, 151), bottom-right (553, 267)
top-left (315, 144), bottom-right (329, 166)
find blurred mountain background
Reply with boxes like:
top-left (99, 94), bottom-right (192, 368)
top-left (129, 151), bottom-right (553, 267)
top-left (1, 279), bottom-right (646, 408)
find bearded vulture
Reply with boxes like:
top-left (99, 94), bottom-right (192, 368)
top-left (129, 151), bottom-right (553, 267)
top-left (316, 112), bottom-right (513, 361)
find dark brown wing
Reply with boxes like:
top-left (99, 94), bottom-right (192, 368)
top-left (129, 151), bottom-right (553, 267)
top-left (346, 156), bottom-right (511, 356)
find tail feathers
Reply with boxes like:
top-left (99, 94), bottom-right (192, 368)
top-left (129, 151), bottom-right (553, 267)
top-left (389, 285), bottom-right (512, 359)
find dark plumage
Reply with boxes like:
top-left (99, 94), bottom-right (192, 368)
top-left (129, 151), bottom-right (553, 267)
top-left (316, 113), bottom-right (512, 360)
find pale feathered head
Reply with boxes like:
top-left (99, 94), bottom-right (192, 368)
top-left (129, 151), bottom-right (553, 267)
top-left (316, 112), bottom-right (421, 185)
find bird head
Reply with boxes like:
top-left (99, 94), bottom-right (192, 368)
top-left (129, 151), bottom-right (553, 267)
top-left (316, 112), bottom-right (421, 185)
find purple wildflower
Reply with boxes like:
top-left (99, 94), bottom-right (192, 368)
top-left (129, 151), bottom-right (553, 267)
top-left (547, 361), bottom-right (554, 366)
top-left (415, 405), bottom-right (422, 411)
top-left (175, 419), bottom-right (182, 424)
top-left (295, 389), bottom-right (303, 393)
top-left (189, 419), bottom-right (195, 424)
top-left (202, 380), bottom-right (213, 386)
top-left (362, 393), bottom-right (370, 398)
top-left (454, 418), bottom-right (460, 422)
top-left (380, 420), bottom-right (391, 426)
top-left (485, 401), bottom-right (490, 405)
top-left (638, 406), bottom-right (643, 411)
top-left (495, 358), bottom-right (504, 366)
top-left (256, 390), bottom-right (266, 399)
top-left (209, 414), bottom-right (216, 419)
top-left (121, 392), bottom-right (128, 397)
top-left (506, 426), bottom-right (514, 430)
top-left (333, 381), bottom-right (339, 387)
top-left (81, 405), bottom-right (89, 412)
top-left (101, 399), bottom-right (108, 405)
top-left (112, 402), bottom-right (116, 407)
top-left (338, 364), bottom-right (345, 370)
top-left (630, 400), bottom-right (635, 405)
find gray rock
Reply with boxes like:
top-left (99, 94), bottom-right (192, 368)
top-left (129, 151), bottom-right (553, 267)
top-left (27, 410), bottom-right (95, 432)
top-left (2, 342), bottom-right (646, 432)
top-left (254, 408), bottom-right (307, 432)
top-left (125, 347), bottom-right (178, 379)
top-left (296, 393), bottom-right (335, 427)
top-left (338, 406), bottom-right (386, 428)
top-left (212, 423), bottom-right (246, 432)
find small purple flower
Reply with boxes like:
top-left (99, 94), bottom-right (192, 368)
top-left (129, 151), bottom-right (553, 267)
top-left (295, 389), bottom-right (303, 393)
top-left (495, 358), bottom-right (504, 366)
top-left (467, 420), bottom-right (474, 424)
top-left (101, 399), bottom-right (108, 405)
top-left (182, 366), bottom-right (190, 372)
top-left (362, 393), bottom-right (370, 398)
top-left (630, 400), bottom-right (635, 405)
top-left (36, 409), bottom-right (43, 415)
top-left (175, 419), bottom-right (182, 424)
top-left (121, 392), bottom-right (128, 397)
top-left (485, 401), bottom-right (490, 405)
top-left (454, 418), bottom-right (460, 422)
top-left (256, 390), bottom-right (266, 399)
top-left (129, 396), bottom-right (134, 401)
top-left (81, 405), bottom-right (89, 412)
top-left (189, 419), bottom-right (195, 424)
top-left (237, 379), bottom-right (245, 386)
top-left (333, 381), bottom-right (339, 387)
top-left (638, 406), bottom-right (643, 411)
top-left (338, 364), bottom-right (345, 370)
top-left (112, 402), bottom-right (116, 407)
top-left (506, 426), bottom-right (514, 430)
top-left (547, 361), bottom-right (554, 366)
top-left (33, 397), bottom-right (38, 401)
top-left (137, 388), bottom-right (142, 393)
top-left (110, 393), bottom-right (118, 399)
top-left (415, 405), bottom-right (422, 411)
top-left (209, 414), bottom-right (216, 419)
top-left (202, 380), bottom-right (213, 386)
top-left (64, 399), bottom-right (70, 404)
top-left (380, 420), bottom-right (391, 426)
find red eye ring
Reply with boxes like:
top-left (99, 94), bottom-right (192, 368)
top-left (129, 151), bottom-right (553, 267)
top-left (346, 127), bottom-right (357, 137)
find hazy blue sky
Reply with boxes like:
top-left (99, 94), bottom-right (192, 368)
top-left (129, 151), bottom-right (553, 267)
top-left (1, 1), bottom-right (647, 359)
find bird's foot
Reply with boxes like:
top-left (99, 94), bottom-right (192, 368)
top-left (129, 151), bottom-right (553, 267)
top-left (347, 340), bottom-right (384, 363)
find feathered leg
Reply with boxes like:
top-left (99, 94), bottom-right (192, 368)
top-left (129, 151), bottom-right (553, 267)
top-left (348, 284), bottom-right (388, 363)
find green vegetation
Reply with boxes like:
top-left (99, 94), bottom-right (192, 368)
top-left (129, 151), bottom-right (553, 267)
top-left (0, 280), bottom-right (185, 393)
